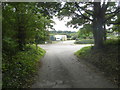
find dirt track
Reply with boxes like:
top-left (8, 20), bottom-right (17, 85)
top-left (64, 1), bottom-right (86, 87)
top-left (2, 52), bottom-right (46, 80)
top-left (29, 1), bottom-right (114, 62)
top-left (31, 40), bottom-right (116, 88)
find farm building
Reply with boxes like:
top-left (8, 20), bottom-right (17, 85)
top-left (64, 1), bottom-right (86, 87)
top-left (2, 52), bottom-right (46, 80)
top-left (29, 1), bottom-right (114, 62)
top-left (50, 35), bottom-right (67, 41)
top-left (54, 35), bottom-right (67, 41)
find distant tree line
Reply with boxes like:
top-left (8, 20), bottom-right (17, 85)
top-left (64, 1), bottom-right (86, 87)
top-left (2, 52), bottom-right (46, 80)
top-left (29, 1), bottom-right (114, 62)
top-left (49, 30), bottom-right (76, 34)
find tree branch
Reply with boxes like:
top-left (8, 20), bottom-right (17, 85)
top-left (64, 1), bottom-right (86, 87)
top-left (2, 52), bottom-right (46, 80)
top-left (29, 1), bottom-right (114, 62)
top-left (104, 7), bottom-right (120, 23)
top-left (109, 22), bottom-right (120, 25)
top-left (102, 2), bottom-right (110, 11)
top-left (80, 7), bottom-right (93, 16)
top-left (75, 2), bottom-right (93, 16)
top-left (105, 8), bottom-right (120, 15)
top-left (75, 2), bottom-right (93, 22)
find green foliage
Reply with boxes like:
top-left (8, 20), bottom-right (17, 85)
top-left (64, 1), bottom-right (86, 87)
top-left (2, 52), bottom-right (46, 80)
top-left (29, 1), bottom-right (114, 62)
top-left (104, 39), bottom-right (120, 45)
top-left (2, 45), bottom-right (46, 88)
top-left (75, 40), bottom-right (119, 84)
top-left (2, 2), bottom-right (52, 88)
top-left (75, 46), bottom-right (91, 57)
top-left (2, 2), bottom-right (53, 50)
top-left (107, 33), bottom-right (118, 39)
top-left (58, 2), bottom-right (119, 49)
top-left (2, 37), bottom-right (18, 53)
top-left (77, 24), bottom-right (93, 39)
top-left (74, 39), bottom-right (94, 44)
top-left (71, 34), bottom-right (78, 40)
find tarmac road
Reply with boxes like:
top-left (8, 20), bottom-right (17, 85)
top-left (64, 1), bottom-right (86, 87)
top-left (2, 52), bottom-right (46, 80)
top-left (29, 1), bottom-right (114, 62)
top-left (31, 40), bottom-right (116, 88)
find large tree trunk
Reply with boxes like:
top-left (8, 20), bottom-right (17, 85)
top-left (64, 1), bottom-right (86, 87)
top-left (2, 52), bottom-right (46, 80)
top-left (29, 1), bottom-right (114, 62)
top-left (16, 5), bottom-right (26, 51)
top-left (93, 2), bottom-right (105, 49)
top-left (103, 24), bottom-right (107, 41)
top-left (17, 25), bottom-right (26, 50)
top-left (93, 19), bottom-right (104, 49)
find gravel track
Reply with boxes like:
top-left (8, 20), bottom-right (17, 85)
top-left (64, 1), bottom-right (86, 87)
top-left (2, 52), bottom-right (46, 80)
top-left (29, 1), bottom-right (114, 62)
top-left (31, 40), bottom-right (116, 88)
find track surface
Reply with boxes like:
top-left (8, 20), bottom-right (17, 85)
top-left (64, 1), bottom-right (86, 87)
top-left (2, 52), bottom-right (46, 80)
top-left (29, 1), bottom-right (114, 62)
top-left (31, 40), bottom-right (116, 88)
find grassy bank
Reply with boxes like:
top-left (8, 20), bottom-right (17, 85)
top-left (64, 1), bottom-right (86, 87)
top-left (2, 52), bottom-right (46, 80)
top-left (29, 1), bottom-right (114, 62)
top-left (75, 39), bottom-right (119, 85)
top-left (2, 45), bottom-right (46, 88)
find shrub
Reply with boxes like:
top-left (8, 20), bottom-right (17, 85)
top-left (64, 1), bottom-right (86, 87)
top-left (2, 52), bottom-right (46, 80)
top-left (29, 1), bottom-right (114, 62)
top-left (2, 45), bottom-right (46, 88)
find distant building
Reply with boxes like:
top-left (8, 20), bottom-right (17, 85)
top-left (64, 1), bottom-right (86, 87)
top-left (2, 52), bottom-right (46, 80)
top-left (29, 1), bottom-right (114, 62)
top-left (50, 35), bottom-right (67, 41)
top-left (54, 35), bottom-right (67, 41)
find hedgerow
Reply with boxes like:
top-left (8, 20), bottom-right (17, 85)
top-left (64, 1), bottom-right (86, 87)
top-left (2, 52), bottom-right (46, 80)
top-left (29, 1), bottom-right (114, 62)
top-left (2, 45), bottom-right (46, 88)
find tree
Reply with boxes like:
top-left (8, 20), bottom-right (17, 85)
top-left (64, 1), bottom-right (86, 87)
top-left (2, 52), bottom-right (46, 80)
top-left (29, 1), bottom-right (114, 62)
top-left (2, 2), bottom-right (53, 51)
top-left (58, 1), bottom-right (120, 49)
top-left (78, 24), bottom-right (93, 39)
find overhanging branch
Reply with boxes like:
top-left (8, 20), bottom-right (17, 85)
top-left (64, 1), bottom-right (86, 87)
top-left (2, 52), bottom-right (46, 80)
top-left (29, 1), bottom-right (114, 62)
top-left (102, 2), bottom-right (110, 11)
top-left (109, 22), bottom-right (120, 25)
top-left (79, 6), bottom-right (93, 16)
top-left (75, 2), bottom-right (93, 16)
top-left (104, 7), bottom-right (120, 23)
top-left (105, 8), bottom-right (120, 15)
top-left (75, 2), bottom-right (93, 22)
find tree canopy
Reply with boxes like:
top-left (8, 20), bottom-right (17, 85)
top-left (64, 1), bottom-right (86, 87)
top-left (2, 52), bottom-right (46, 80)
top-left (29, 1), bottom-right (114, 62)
top-left (57, 1), bottom-right (120, 48)
top-left (2, 2), bottom-right (54, 52)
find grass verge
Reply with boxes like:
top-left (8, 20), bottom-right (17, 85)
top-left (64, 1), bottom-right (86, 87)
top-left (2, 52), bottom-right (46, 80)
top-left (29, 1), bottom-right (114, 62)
top-left (2, 45), bottom-right (46, 88)
top-left (75, 39), bottom-right (119, 85)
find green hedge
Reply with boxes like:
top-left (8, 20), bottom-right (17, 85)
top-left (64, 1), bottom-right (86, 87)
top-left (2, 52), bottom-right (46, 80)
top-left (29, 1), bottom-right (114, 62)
top-left (74, 39), bottom-right (94, 44)
top-left (2, 45), bottom-right (46, 88)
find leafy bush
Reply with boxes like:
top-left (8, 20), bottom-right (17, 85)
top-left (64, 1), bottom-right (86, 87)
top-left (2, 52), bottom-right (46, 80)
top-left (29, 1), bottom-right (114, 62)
top-left (2, 37), bottom-right (18, 55)
top-left (74, 39), bottom-right (94, 44)
top-left (2, 45), bottom-right (46, 88)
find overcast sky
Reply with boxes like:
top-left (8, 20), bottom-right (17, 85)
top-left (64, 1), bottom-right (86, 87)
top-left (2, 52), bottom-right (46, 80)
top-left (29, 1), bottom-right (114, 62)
top-left (48, 0), bottom-right (119, 32)
top-left (49, 16), bottom-right (79, 32)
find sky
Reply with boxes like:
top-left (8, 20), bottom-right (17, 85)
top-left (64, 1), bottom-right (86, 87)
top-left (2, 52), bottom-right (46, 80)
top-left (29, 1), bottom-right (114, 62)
top-left (49, 15), bottom-right (114, 32)
top-left (48, 0), bottom-right (119, 32)
top-left (48, 1), bottom-right (108, 32)
top-left (49, 16), bottom-right (80, 32)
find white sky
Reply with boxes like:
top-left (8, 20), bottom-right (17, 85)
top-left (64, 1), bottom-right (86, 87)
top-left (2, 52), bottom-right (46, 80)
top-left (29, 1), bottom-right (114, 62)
top-left (49, 16), bottom-right (79, 32)
top-left (48, 1), bottom-right (118, 32)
